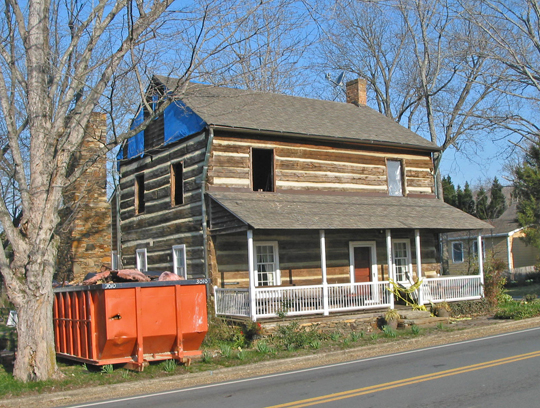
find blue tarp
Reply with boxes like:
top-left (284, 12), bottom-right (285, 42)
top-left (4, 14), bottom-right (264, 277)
top-left (118, 98), bottom-right (206, 163)
top-left (164, 100), bottom-right (206, 145)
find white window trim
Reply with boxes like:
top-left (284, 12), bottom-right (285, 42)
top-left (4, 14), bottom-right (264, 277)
top-left (348, 241), bottom-right (378, 283)
top-left (452, 241), bottom-right (464, 263)
top-left (136, 248), bottom-right (147, 272)
top-left (392, 239), bottom-right (412, 282)
top-left (254, 241), bottom-right (281, 286)
top-left (172, 244), bottom-right (187, 278)
top-left (111, 250), bottom-right (119, 270)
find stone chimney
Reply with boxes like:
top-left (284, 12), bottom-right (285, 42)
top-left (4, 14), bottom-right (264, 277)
top-left (346, 78), bottom-right (367, 106)
top-left (57, 112), bottom-right (112, 283)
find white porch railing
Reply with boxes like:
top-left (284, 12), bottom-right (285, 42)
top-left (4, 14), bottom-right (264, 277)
top-left (214, 287), bottom-right (250, 317)
top-left (421, 275), bottom-right (482, 304)
top-left (214, 282), bottom-right (393, 319)
top-left (328, 281), bottom-right (392, 312)
top-left (255, 285), bottom-right (324, 318)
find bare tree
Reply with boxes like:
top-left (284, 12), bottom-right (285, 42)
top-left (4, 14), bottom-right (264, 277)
top-left (198, 0), bottom-right (316, 95)
top-left (0, 0), bottom-right (269, 381)
top-left (319, 0), bottom-right (514, 197)
top-left (461, 0), bottom-right (540, 147)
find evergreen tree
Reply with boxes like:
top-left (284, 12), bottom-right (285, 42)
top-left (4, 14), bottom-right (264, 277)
top-left (442, 175), bottom-right (457, 207)
top-left (461, 182), bottom-right (476, 215)
top-left (476, 187), bottom-right (489, 219)
top-left (514, 144), bottom-right (540, 250)
top-left (488, 177), bottom-right (507, 218)
top-left (456, 185), bottom-right (463, 210)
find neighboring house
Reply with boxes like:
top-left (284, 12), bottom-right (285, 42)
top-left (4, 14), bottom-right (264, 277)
top-left (115, 76), bottom-right (491, 321)
top-left (446, 203), bottom-right (539, 275)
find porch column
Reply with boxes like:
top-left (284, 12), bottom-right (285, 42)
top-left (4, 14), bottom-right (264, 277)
top-left (385, 229), bottom-right (395, 309)
top-left (478, 231), bottom-right (484, 296)
top-left (320, 230), bottom-right (329, 316)
top-left (415, 229), bottom-right (424, 305)
top-left (247, 229), bottom-right (257, 322)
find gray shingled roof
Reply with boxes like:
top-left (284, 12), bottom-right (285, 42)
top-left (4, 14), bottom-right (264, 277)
top-left (208, 192), bottom-right (492, 231)
top-left (155, 75), bottom-right (438, 151)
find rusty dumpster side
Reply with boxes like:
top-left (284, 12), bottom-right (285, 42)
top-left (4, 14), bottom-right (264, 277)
top-left (53, 280), bottom-right (208, 370)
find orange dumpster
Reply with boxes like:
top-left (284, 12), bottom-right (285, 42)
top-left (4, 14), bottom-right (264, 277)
top-left (53, 279), bottom-right (208, 370)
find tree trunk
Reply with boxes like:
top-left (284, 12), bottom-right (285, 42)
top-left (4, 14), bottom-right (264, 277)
top-left (8, 258), bottom-right (62, 382)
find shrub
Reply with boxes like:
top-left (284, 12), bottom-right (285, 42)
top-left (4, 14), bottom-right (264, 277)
top-left (449, 299), bottom-right (490, 316)
top-left (483, 256), bottom-right (507, 308)
top-left (273, 322), bottom-right (323, 351)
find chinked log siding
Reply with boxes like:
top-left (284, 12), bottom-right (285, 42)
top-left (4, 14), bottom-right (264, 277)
top-left (214, 229), bottom-right (440, 288)
top-left (119, 132), bottom-right (207, 278)
top-left (207, 136), bottom-right (434, 195)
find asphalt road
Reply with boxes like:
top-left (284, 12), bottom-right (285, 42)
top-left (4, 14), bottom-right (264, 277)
top-left (66, 326), bottom-right (540, 408)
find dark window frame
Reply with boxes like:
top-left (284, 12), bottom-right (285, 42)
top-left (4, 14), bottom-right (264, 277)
top-left (135, 173), bottom-right (145, 214)
top-left (251, 148), bottom-right (275, 192)
top-left (170, 161), bottom-right (184, 206)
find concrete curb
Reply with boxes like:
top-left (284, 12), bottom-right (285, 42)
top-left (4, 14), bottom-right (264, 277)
top-left (3, 316), bottom-right (540, 408)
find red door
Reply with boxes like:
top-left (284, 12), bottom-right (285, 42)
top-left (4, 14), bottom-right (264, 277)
top-left (354, 247), bottom-right (372, 283)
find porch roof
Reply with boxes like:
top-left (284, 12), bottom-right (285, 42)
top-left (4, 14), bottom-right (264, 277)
top-left (208, 191), bottom-right (493, 231)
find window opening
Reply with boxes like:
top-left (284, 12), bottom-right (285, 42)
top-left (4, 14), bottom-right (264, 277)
top-left (135, 174), bottom-right (145, 214)
top-left (136, 248), bottom-right (147, 272)
top-left (172, 245), bottom-right (187, 278)
top-left (387, 160), bottom-right (403, 196)
top-left (255, 243), bottom-right (280, 286)
top-left (393, 240), bottom-right (411, 282)
top-left (171, 162), bottom-right (184, 206)
top-left (252, 149), bottom-right (274, 192)
top-left (452, 242), bottom-right (464, 263)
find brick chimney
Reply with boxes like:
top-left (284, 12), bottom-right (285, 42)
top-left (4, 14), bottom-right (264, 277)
top-left (346, 78), bottom-right (367, 106)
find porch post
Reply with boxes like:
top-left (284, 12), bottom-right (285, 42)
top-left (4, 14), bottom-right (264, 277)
top-left (477, 231), bottom-right (484, 296)
top-left (386, 229), bottom-right (395, 309)
top-left (415, 229), bottom-right (424, 305)
top-left (247, 229), bottom-right (257, 322)
top-left (320, 230), bottom-right (329, 316)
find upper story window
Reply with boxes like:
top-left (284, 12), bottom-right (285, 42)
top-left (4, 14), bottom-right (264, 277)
top-left (170, 161), bottom-right (184, 206)
top-left (387, 160), bottom-right (404, 196)
top-left (452, 242), bottom-right (464, 263)
top-left (252, 148), bottom-right (274, 192)
top-left (135, 173), bottom-right (145, 214)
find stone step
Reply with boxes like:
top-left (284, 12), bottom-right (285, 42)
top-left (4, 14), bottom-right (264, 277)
top-left (399, 310), bottom-right (432, 320)
top-left (399, 316), bottom-right (449, 328)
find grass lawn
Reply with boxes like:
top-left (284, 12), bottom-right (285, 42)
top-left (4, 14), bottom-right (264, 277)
top-left (506, 283), bottom-right (540, 299)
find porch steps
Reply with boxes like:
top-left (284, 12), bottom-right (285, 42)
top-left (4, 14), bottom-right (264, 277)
top-left (397, 310), bottom-right (449, 328)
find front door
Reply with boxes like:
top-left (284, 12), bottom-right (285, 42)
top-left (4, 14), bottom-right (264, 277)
top-left (354, 246), bottom-right (372, 283)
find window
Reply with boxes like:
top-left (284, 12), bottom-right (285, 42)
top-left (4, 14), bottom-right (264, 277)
top-left (472, 240), bottom-right (485, 260)
top-left (172, 245), bottom-right (187, 278)
top-left (135, 174), bottom-right (145, 214)
top-left (136, 248), bottom-right (147, 271)
top-left (255, 242), bottom-right (280, 286)
top-left (387, 160), bottom-right (404, 196)
top-left (393, 240), bottom-right (411, 282)
top-left (170, 162), bottom-right (184, 206)
top-left (111, 251), bottom-right (119, 270)
top-left (452, 242), bottom-right (464, 263)
top-left (252, 149), bottom-right (274, 192)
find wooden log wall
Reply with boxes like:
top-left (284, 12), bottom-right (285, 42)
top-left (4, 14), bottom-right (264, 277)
top-left (208, 135), bottom-right (434, 195)
top-left (214, 229), bottom-right (441, 288)
top-left (118, 131), bottom-right (207, 278)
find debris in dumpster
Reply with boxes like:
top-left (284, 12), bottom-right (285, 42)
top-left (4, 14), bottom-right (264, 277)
top-left (158, 271), bottom-right (185, 281)
top-left (115, 269), bottom-right (151, 282)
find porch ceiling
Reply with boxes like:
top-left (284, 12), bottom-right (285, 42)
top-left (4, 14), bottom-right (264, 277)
top-left (208, 191), bottom-right (493, 231)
